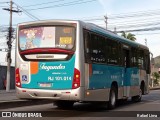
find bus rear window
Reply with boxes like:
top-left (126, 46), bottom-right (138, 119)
top-left (19, 26), bottom-right (76, 51)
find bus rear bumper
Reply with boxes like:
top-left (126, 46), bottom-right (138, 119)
top-left (16, 87), bottom-right (83, 101)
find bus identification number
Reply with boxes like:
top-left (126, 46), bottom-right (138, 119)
top-left (48, 76), bottom-right (72, 81)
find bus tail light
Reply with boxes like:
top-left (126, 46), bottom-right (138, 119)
top-left (72, 68), bottom-right (80, 89)
top-left (16, 68), bottom-right (21, 88)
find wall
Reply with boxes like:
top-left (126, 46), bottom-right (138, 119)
top-left (0, 65), bottom-right (15, 90)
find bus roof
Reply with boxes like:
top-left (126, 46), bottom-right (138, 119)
top-left (82, 21), bottom-right (149, 50)
top-left (17, 19), bottom-right (79, 27)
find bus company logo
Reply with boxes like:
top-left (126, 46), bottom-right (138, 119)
top-left (40, 63), bottom-right (65, 71)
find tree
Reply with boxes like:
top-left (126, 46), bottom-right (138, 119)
top-left (152, 72), bottom-right (160, 85)
top-left (121, 31), bottom-right (136, 41)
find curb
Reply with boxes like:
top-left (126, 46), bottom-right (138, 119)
top-left (150, 87), bottom-right (160, 90)
top-left (0, 90), bottom-right (16, 94)
top-left (0, 99), bottom-right (53, 109)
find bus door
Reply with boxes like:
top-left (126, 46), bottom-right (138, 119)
top-left (123, 49), bottom-right (130, 97)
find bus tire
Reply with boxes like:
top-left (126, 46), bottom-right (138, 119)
top-left (54, 101), bottom-right (74, 109)
top-left (131, 88), bottom-right (142, 102)
top-left (108, 86), bottom-right (117, 109)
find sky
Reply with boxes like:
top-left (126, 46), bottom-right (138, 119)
top-left (1, 0), bottom-right (160, 66)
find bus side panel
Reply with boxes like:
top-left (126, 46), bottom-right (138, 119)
top-left (84, 64), bottom-right (124, 101)
top-left (124, 67), bottom-right (140, 97)
top-left (146, 74), bottom-right (150, 94)
top-left (89, 64), bottom-right (123, 89)
top-left (140, 69), bottom-right (150, 94)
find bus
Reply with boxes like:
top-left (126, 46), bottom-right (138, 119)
top-left (15, 20), bottom-right (150, 109)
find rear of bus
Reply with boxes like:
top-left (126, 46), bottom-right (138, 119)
top-left (15, 20), bottom-right (84, 103)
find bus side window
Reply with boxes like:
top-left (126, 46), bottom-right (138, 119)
top-left (90, 33), bottom-right (106, 63)
top-left (106, 39), bottom-right (119, 65)
top-left (138, 50), bottom-right (145, 69)
top-left (84, 30), bottom-right (91, 63)
top-left (131, 47), bottom-right (138, 67)
top-left (84, 30), bottom-right (106, 64)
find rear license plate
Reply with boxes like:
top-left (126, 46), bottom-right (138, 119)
top-left (39, 83), bottom-right (51, 87)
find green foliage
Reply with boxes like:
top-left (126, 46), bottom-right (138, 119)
top-left (152, 72), bottom-right (160, 85)
top-left (121, 31), bottom-right (136, 41)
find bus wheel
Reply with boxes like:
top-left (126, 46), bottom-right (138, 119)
top-left (54, 101), bottom-right (74, 109)
top-left (131, 88), bottom-right (142, 102)
top-left (108, 86), bottom-right (117, 109)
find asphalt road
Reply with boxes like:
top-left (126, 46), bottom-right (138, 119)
top-left (0, 90), bottom-right (160, 120)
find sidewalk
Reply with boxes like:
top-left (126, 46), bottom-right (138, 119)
top-left (150, 86), bottom-right (160, 90)
top-left (0, 89), bottom-right (52, 109)
top-left (0, 90), bottom-right (19, 102)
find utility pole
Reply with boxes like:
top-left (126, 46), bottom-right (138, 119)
top-left (145, 38), bottom-right (147, 46)
top-left (104, 14), bottom-right (108, 30)
top-left (3, 0), bottom-right (21, 92)
top-left (114, 27), bottom-right (117, 34)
